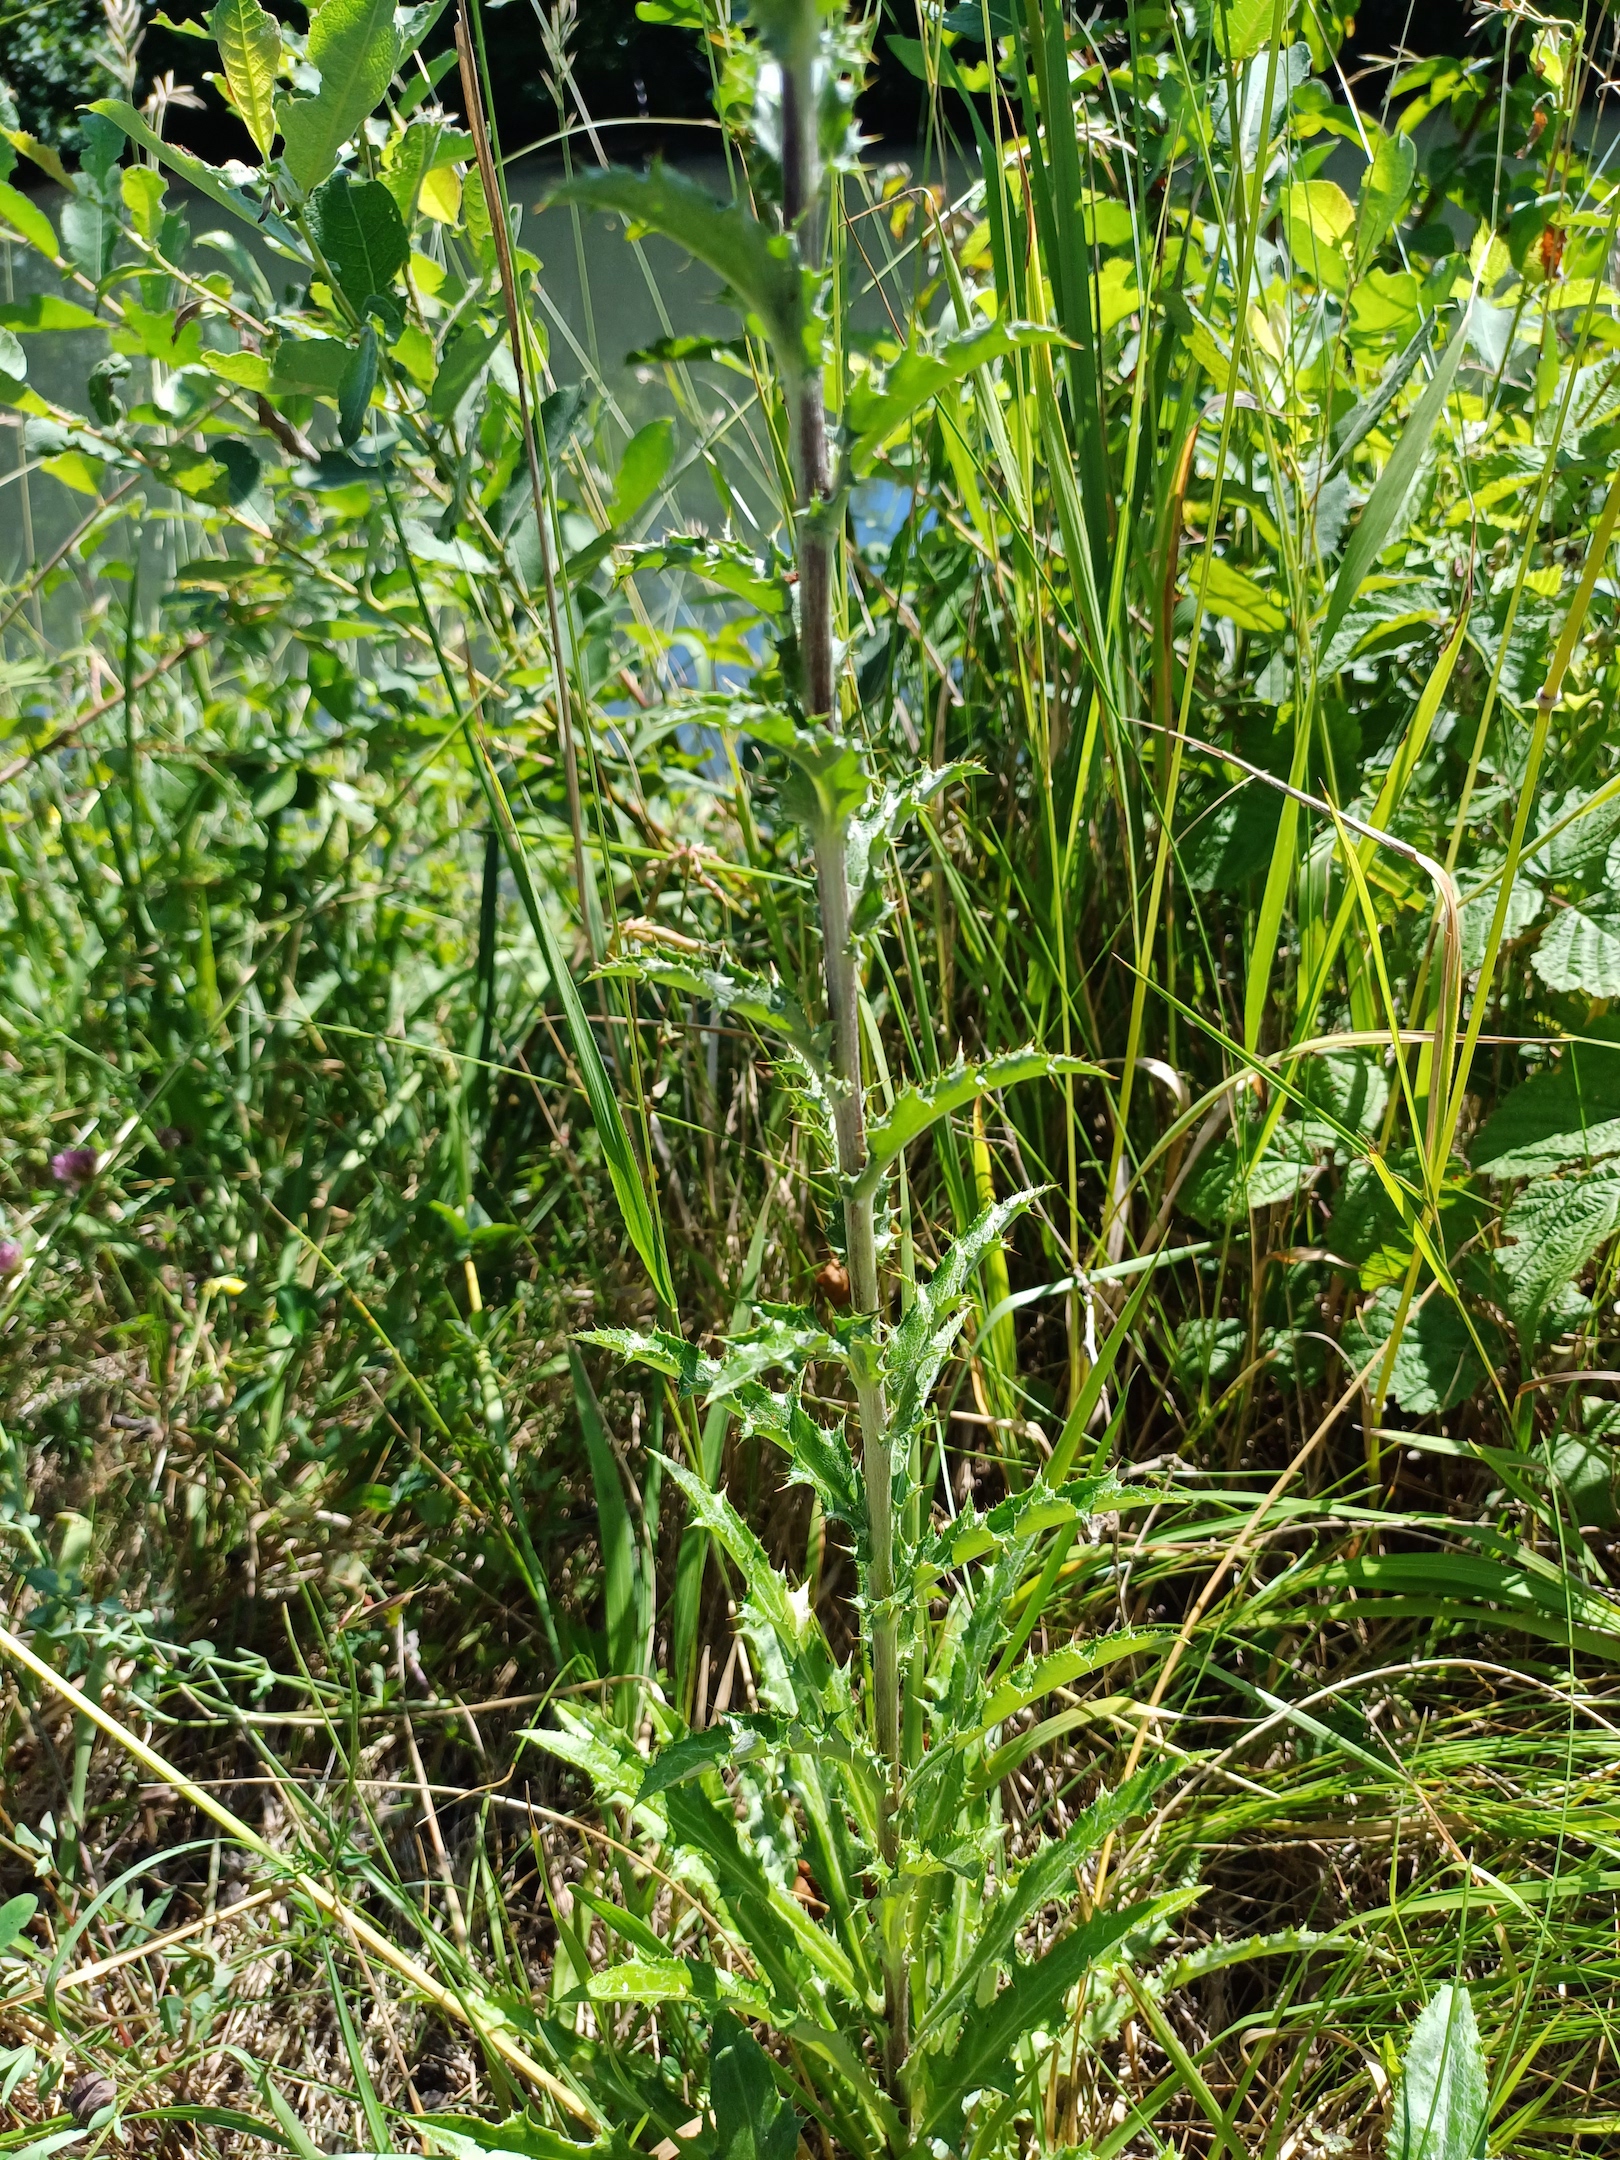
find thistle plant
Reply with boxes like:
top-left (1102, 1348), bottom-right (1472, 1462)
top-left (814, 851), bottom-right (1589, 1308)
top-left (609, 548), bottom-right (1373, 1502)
top-left (537, 2), bottom-right (1182, 2144)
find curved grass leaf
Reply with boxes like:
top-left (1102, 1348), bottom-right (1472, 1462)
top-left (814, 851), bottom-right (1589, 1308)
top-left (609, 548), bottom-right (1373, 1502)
top-left (1319, 305), bottom-right (1470, 661)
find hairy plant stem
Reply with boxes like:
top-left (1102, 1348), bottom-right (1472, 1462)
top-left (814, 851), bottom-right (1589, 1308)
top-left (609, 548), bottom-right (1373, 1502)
top-left (782, 31), bottom-right (908, 2092)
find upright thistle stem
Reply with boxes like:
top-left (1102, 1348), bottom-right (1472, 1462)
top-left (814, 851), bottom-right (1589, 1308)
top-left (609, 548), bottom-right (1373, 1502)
top-left (780, 26), bottom-right (908, 2086)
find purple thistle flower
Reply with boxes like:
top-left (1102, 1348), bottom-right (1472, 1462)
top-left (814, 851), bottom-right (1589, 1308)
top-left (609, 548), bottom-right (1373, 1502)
top-left (51, 1147), bottom-right (99, 1188)
top-left (0, 1241), bottom-right (20, 1277)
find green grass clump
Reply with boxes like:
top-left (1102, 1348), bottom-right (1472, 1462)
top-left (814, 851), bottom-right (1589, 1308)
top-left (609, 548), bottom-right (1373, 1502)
top-left (2, 0), bottom-right (1620, 2152)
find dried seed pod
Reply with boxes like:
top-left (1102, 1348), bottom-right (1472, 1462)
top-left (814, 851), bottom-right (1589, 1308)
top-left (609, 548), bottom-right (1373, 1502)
top-left (68, 2072), bottom-right (116, 2125)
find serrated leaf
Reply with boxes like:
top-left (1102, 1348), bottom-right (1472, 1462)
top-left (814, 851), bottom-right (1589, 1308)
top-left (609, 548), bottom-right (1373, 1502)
top-left (926, 1472), bottom-right (1130, 1571)
top-left (885, 1190), bottom-right (1039, 1462)
top-left (1388, 1986), bottom-right (1488, 2160)
top-left (846, 320), bottom-right (1067, 474)
top-left (547, 162), bottom-right (815, 375)
top-left (917, 1765), bottom-right (1175, 2046)
top-left (1182, 1123), bottom-right (1319, 1226)
top-left (920, 1894), bottom-right (1197, 2135)
top-left (858, 1048), bottom-right (1098, 1196)
top-left (1493, 1167), bottom-right (1620, 1340)
top-left (210, 0), bottom-right (281, 158)
top-left (617, 536), bottom-right (791, 617)
top-left (662, 1457), bottom-right (832, 1718)
top-left (1472, 1032), bottom-right (1620, 1176)
top-left (844, 763), bottom-right (975, 936)
top-left (1533, 895), bottom-right (1620, 997)
top-left (595, 949), bottom-right (820, 1062)
top-left (278, 0), bottom-right (399, 195)
top-left (310, 173), bottom-right (408, 310)
top-left (577, 1325), bottom-right (720, 1397)
top-left (741, 708), bottom-right (869, 831)
top-left (1344, 1287), bottom-right (1489, 1413)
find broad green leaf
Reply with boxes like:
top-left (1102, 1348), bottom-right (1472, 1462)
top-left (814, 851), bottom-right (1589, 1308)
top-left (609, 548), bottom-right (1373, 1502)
top-left (278, 0), bottom-right (400, 195)
top-left (429, 319), bottom-right (504, 419)
top-left (1355, 131), bottom-right (1417, 273)
top-left (1319, 307), bottom-right (1468, 660)
top-left (419, 2114), bottom-right (598, 2160)
top-left (1282, 178), bottom-right (1354, 290)
top-left (609, 416), bottom-right (675, 524)
top-left (582, 1957), bottom-right (767, 2014)
top-left (0, 1893), bottom-right (35, 1954)
top-left (0, 181), bottom-right (59, 262)
top-left (1194, 551), bottom-right (1287, 632)
top-left (0, 295), bottom-right (97, 332)
top-left (1493, 1167), bottom-right (1620, 1340)
top-left (845, 320), bottom-right (1066, 474)
top-left (857, 1049), bottom-right (1094, 1195)
top-left (0, 326), bottom-right (23, 382)
top-left (309, 173), bottom-right (409, 311)
top-left (1182, 1122), bottom-right (1319, 1226)
top-left (272, 335), bottom-right (353, 393)
top-left (3, 131), bottom-right (71, 188)
top-left (741, 708), bottom-right (869, 832)
top-left (1532, 895), bottom-right (1620, 997)
top-left (210, 0), bottom-right (281, 157)
top-left (60, 197), bottom-right (115, 280)
top-left (120, 164), bottom-right (167, 241)
top-left (547, 162), bottom-right (815, 375)
top-left (1389, 1986), bottom-right (1488, 2160)
top-left (1344, 1287), bottom-right (1488, 1413)
top-left (1471, 1032), bottom-right (1620, 1176)
top-left (712, 2013), bottom-right (799, 2160)
top-left (337, 325), bottom-right (377, 445)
